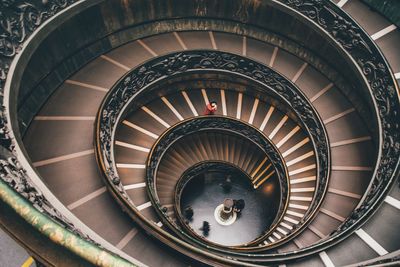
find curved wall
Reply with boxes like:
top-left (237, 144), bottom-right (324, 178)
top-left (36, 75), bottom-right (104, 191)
top-left (15, 0), bottom-right (375, 137)
top-left (4, 0), bottom-right (398, 264)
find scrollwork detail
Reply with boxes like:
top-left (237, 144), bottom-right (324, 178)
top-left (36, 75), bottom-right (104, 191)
top-left (98, 50), bottom-right (331, 250)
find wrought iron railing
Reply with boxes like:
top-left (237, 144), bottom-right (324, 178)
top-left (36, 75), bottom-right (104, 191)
top-left (0, 1), bottom-right (137, 266)
top-left (146, 117), bottom-right (288, 248)
top-left (0, 0), bottom-right (398, 265)
top-left (95, 50), bottom-right (330, 255)
top-left (173, 161), bottom-right (266, 246)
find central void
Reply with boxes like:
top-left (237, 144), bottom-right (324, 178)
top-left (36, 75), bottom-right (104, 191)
top-left (179, 164), bottom-right (280, 246)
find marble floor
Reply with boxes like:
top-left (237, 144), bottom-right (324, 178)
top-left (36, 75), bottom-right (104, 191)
top-left (180, 168), bottom-right (280, 246)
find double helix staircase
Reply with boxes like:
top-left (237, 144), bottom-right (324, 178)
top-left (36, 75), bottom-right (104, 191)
top-left (0, 0), bottom-right (399, 266)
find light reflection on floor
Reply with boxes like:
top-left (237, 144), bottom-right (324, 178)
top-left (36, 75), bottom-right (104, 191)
top-left (180, 168), bottom-right (280, 246)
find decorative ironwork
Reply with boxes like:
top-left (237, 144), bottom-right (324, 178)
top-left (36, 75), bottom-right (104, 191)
top-left (0, 146), bottom-right (95, 244)
top-left (146, 117), bottom-right (288, 247)
top-left (98, 51), bottom-right (331, 207)
top-left (281, 0), bottom-right (400, 245)
top-left (147, 117), bottom-right (287, 196)
top-left (96, 50), bottom-right (330, 252)
top-left (0, 0), bottom-right (96, 243)
top-left (0, 0), bottom-right (397, 264)
top-left (173, 161), bottom-right (256, 243)
top-left (0, 0), bottom-right (76, 90)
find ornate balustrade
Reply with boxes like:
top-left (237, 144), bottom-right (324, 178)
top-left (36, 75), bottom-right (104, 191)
top-left (95, 50), bottom-right (330, 256)
top-left (0, 0), bottom-right (398, 265)
top-left (173, 161), bottom-right (273, 246)
top-left (146, 117), bottom-right (288, 248)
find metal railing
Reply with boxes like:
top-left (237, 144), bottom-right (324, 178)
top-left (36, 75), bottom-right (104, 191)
top-left (0, 0), bottom-right (398, 265)
top-left (95, 50), bottom-right (330, 257)
top-left (145, 117), bottom-right (288, 248)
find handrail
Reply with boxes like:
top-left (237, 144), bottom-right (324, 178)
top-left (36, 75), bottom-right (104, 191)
top-left (145, 117), bottom-right (288, 249)
top-left (0, 0), bottom-right (398, 265)
top-left (0, 0), bottom-right (145, 265)
top-left (96, 50), bottom-right (330, 258)
top-left (0, 179), bottom-right (136, 267)
top-left (173, 160), bottom-right (268, 246)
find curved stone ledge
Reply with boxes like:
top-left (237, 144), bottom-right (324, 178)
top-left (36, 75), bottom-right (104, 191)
top-left (96, 50), bottom-right (330, 257)
top-left (0, 0), bottom-right (398, 265)
top-left (146, 117), bottom-right (288, 248)
top-left (0, 179), bottom-right (136, 267)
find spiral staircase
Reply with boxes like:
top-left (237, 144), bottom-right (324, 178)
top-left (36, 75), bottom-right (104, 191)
top-left (0, 0), bottom-right (399, 266)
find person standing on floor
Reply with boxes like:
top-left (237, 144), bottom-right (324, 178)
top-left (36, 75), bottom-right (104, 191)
top-left (233, 199), bottom-right (245, 213)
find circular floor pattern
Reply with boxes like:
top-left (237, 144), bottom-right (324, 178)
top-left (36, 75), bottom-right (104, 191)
top-left (180, 166), bottom-right (280, 246)
top-left (214, 204), bottom-right (238, 226)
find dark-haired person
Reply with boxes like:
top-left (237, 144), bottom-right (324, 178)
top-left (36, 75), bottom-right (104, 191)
top-left (233, 199), bottom-right (245, 213)
top-left (204, 101), bottom-right (217, 115)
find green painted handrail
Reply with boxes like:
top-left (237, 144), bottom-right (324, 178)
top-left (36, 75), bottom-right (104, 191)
top-left (0, 179), bottom-right (136, 267)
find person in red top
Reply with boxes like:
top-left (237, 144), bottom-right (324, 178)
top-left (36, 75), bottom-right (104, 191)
top-left (204, 101), bottom-right (217, 115)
